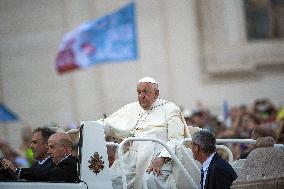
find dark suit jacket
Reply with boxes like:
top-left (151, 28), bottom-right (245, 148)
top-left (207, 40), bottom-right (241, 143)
top-left (19, 156), bottom-right (54, 181)
top-left (20, 155), bottom-right (78, 182)
top-left (204, 153), bottom-right (237, 189)
top-left (31, 156), bottom-right (55, 169)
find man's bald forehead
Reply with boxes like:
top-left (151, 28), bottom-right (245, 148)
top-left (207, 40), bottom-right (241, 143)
top-left (49, 132), bottom-right (72, 142)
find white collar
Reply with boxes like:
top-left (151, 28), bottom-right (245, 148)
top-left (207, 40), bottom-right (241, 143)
top-left (38, 156), bottom-right (51, 165)
top-left (202, 152), bottom-right (216, 172)
top-left (59, 154), bottom-right (71, 163)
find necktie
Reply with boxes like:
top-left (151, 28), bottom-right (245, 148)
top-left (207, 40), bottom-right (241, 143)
top-left (200, 167), bottom-right (204, 189)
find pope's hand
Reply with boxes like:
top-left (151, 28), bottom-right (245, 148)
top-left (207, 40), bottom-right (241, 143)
top-left (147, 157), bottom-right (164, 176)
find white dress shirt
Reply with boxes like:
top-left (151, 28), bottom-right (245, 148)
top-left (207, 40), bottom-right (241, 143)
top-left (201, 152), bottom-right (216, 189)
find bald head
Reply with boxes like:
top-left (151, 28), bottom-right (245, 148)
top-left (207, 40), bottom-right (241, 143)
top-left (48, 132), bottom-right (73, 164)
top-left (51, 132), bottom-right (73, 148)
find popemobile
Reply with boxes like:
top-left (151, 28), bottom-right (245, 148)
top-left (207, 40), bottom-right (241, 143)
top-left (0, 121), bottom-right (282, 189)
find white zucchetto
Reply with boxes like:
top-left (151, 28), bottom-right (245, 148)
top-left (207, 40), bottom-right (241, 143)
top-left (138, 77), bottom-right (158, 84)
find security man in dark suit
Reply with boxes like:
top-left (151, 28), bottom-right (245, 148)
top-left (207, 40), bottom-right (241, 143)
top-left (191, 129), bottom-right (237, 189)
top-left (2, 132), bottom-right (78, 182)
top-left (1, 127), bottom-right (55, 180)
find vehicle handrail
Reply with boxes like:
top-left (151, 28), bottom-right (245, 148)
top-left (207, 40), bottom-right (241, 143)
top-left (179, 142), bottom-right (200, 176)
top-left (106, 142), bottom-right (119, 148)
top-left (118, 137), bottom-right (198, 189)
top-left (182, 138), bottom-right (256, 145)
top-left (216, 139), bottom-right (256, 144)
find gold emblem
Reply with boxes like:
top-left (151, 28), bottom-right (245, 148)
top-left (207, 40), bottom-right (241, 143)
top-left (88, 152), bottom-right (104, 175)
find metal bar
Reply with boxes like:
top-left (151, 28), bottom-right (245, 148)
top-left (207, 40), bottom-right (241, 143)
top-left (182, 138), bottom-right (256, 144)
top-left (216, 139), bottom-right (256, 144)
top-left (180, 145), bottom-right (200, 174)
top-left (118, 137), bottom-right (198, 189)
top-left (106, 142), bottom-right (119, 148)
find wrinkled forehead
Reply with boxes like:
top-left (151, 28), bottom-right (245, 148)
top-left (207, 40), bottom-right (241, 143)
top-left (137, 82), bottom-right (156, 90)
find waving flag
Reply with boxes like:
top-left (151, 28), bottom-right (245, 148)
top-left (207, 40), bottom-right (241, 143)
top-left (0, 103), bottom-right (18, 122)
top-left (55, 2), bottom-right (138, 73)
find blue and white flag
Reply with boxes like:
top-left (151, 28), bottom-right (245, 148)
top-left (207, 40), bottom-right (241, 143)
top-left (56, 2), bottom-right (138, 73)
top-left (0, 103), bottom-right (18, 122)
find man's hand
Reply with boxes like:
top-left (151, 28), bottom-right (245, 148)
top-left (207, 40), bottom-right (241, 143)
top-left (147, 157), bottom-right (165, 176)
top-left (1, 159), bottom-right (16, 174)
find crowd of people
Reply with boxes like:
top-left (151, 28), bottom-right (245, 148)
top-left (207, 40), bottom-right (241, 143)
top-left (183, 98), bottom-right (284, 160)
top-left (0, 76), bottom-right (283, 189)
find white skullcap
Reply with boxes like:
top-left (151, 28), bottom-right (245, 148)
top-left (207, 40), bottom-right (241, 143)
top-left (138, 76), bottom-right (158, 84)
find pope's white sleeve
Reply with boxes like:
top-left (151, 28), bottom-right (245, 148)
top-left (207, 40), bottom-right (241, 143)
top-left (159, 106), bottom-right (185, 158)
top-left (96, 103), bottom-right (134, 139)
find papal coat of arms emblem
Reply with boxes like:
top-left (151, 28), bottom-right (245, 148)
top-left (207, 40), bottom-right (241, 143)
top-left (88, 152), bottom-right (104, 175)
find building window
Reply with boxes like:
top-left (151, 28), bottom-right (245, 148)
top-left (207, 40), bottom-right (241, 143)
top-left (244, 0), bottom-right (284, 40)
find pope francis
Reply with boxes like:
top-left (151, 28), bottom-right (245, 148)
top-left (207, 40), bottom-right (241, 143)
top-left (97, 77), bottom-right (199, 189)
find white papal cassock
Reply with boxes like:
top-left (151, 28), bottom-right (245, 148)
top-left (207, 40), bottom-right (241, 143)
top-left (97, 98), bottom-right (200, 189)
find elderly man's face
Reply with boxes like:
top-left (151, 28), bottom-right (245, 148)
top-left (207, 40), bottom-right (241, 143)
top-left (137, 82), bottom-right (159, 110)
top-left (47, 136), bottom-right (66, 165)
top-left (30, 131), bottom-right (48, 161)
